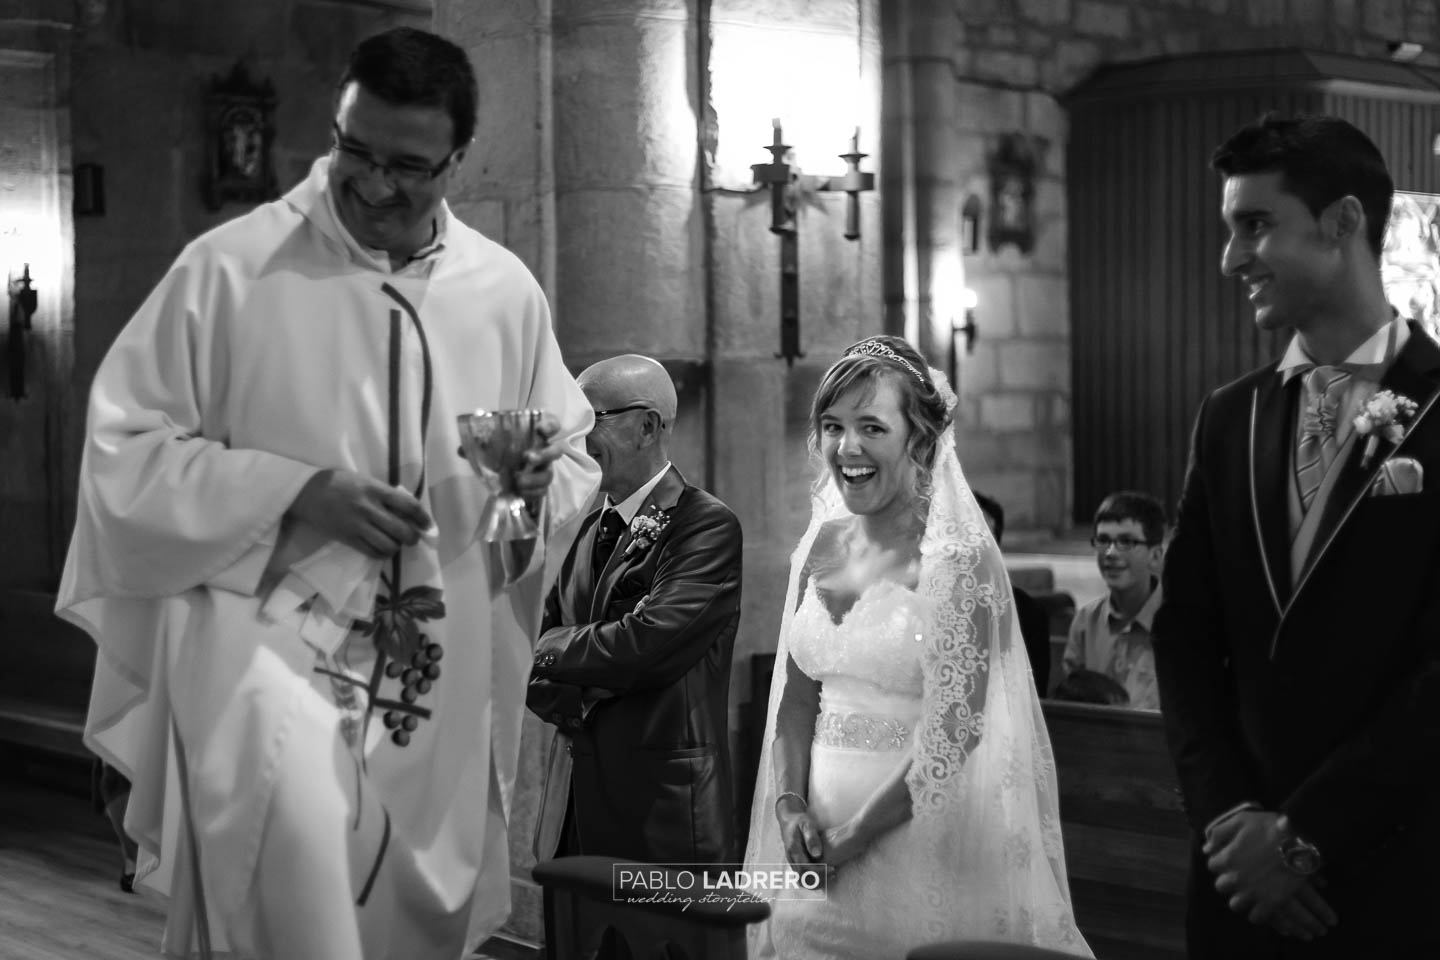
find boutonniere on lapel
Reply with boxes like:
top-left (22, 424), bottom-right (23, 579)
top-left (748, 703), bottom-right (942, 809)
top-left (1353, 389), bottom-right (1419, 469)
top-left (622, 506), bottom-right (671, 559)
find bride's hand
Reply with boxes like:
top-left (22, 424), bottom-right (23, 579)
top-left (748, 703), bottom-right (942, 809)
top-left (776, 796), bottom-right (823, 867)
top-left (820, 820), bottom-right (869, 869)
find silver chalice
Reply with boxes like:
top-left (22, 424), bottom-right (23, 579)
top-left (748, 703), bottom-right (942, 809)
top-left (457, 409), bottom-right (547, 542)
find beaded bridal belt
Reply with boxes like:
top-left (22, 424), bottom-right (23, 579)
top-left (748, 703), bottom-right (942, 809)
top-left (814, 710), bottom-right (912, 751)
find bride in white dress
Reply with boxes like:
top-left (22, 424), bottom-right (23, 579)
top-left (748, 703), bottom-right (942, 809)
top-left (745, 337), bottom-right (1092, 959)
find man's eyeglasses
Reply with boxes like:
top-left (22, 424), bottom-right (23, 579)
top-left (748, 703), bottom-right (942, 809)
top-left (1091, 535), bottom-right (1155, 552)
top-left (592, 404), bottom-right (654, 423)
top-left (330, 124), bottom-right (457, 188)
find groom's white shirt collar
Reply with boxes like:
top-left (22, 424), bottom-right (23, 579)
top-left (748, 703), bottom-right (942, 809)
top-left (1277, 315), bottom-right (1409, 384)
top-left (605, 461), bottom-right (672, 524)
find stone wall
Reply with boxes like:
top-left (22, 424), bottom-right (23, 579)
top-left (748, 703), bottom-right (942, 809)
top-left (0, 0), bottom-right (425, 588)
top-left (942, 0), bottom-right (1440, 534)
top-left (71, 0), bottom-right (429, 397)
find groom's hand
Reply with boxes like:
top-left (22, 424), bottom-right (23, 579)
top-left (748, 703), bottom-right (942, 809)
top-left (1266, 880), bottom-right (1339, 942)
top-left (1205, 811), bottom-right (1337, 937)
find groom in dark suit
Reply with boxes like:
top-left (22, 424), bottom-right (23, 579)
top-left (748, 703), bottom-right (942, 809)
top-left (527, 354), bottom-right (742, 867)
top-left (1155, 114), bottom-right (1440, 958)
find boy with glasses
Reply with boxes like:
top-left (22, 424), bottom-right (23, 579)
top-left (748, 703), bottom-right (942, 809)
top-left (1062, 491), bottom-right (1167, 710)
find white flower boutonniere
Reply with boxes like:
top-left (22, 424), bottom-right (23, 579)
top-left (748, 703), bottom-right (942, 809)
top-left (622, 506), bottom-right (671, 559)
top-left (1353, 389), bottom-right (1420, 469)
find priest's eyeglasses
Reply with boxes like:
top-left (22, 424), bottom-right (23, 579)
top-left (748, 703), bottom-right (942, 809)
top-left (330, 125), bottom-right (458, 188)
top-left (1090, 535), bottom-right (1154, 552)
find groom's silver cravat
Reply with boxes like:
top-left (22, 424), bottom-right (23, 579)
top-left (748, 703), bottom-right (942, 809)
top-left (1295, 365), bottom-right (1352, 513)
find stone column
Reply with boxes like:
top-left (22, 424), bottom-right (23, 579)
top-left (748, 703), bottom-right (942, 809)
top-left (550, 1), bottom-right (703, 366)
top-left (437, 0), bottom-right (557, 292)
top-left (442, 0), bottom-right (704, 944)
top-left (881, 0), bottom-right (964, 373)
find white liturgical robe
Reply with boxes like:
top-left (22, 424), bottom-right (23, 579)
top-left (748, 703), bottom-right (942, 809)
top-left (57, 157), bottom-right (600, 959)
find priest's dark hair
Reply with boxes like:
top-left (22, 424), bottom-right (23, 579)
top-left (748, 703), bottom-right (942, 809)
top-left (339, 27), bottom-right (478, 149)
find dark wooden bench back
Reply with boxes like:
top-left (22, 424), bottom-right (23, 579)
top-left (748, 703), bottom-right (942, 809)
top-left (1041, 701), bottom-right (1189, 960)
top-left (0, 589), bottom-right (94, 757)
top-left (534, 856), bottom-right (768, 960)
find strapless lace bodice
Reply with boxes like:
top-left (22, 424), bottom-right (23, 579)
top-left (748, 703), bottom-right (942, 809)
top-left (788, 579), bottom-right (926, 698)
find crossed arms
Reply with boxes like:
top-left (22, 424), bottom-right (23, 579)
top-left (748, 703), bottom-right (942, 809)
top-left (526, 501), bottom-right (742, 723)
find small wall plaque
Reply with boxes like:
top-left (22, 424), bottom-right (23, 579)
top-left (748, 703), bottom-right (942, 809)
top-left (988, 133), bottom-right (1042, 254)
top-left (204, 61), bottom-right (278, 211)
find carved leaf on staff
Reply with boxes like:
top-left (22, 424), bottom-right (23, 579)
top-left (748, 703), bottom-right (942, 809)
top-left (356, 584), bottom-right (447, 663)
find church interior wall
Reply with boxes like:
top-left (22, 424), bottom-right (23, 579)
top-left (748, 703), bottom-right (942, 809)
top-left (4, 0), bottom-right (1440, 950)
top-left (0, 0), bottom-right (427, 589)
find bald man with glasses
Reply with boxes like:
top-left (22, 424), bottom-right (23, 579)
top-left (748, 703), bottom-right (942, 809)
top-left (527, 354), bottom-right (744, 878)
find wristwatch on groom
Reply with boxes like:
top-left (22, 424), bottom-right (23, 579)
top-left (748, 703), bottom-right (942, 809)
top-left (1275, 814), bottom-right (1324, 876)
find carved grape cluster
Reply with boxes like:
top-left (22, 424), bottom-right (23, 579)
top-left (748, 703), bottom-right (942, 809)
top-left (381, 638), bottom-right (444, 747)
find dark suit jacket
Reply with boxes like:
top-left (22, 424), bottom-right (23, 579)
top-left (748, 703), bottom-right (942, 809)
top-left (1013, 586), bottom-right (1051, 696)
top-left (1154, 323), bottom-right (1440, 952)
top-left (527, 466), bottom-right (742, 865)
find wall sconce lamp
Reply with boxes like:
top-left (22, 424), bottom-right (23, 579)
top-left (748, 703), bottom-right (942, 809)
top-left (949, 287), bottom-right (978, 386)
top-left (6, 263), bottom-right (37, 400)
top-left (752, 120), bottom-right (876, 366)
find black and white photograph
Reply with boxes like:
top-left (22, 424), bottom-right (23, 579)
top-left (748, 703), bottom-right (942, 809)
top-left (3, 2), bottom-right (1440, 959)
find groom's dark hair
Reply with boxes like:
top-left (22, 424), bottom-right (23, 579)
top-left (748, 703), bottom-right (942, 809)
top-left (1212, 113), bottom-right (1393, 258)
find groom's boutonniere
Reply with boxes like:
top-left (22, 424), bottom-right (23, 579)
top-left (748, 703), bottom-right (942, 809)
top-left (622, 506), bottom-right (671, 559)
top-left (1353, 389), bottom-right (1420, 469)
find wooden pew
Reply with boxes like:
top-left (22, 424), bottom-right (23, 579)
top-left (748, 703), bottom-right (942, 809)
top-left (1042, 701), bottom-right (1188, 960)
top-left (533, 856), bottom-right (769, 960)
top-left (0, 590), bottom-right (93, 759)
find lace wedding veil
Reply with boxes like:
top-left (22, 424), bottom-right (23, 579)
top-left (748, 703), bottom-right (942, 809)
top-left (743, 341), bottom-right (1090, 956)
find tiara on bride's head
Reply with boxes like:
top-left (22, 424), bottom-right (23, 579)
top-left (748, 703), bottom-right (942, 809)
top-left (845, 338), bottom-right (928, 385)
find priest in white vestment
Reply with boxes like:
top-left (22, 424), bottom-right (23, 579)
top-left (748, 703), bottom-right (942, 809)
top-left (56, 28), bottom-right (600, 960)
